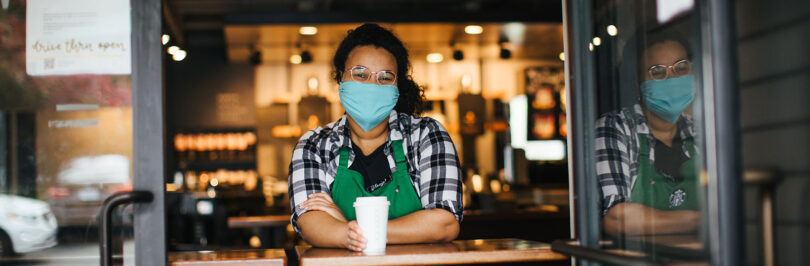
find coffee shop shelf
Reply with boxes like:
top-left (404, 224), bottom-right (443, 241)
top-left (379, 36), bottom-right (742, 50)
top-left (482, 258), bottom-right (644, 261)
top-left (183, 160), bottom-right (257, 171)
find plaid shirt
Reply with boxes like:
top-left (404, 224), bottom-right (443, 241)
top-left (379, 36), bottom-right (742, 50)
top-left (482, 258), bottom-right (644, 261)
top-left (288, 110), bottom-right (463, 232)
top-left (595, 104), bottom-right (696, 216)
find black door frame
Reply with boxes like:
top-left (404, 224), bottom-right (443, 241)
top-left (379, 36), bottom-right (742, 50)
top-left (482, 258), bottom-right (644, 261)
top-left (132, 0), bottom-right (166, 265)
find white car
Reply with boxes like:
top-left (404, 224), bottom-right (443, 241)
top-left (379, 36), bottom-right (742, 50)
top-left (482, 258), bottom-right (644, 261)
top-left (47, 154), bottom-right (132, 227)
top-left (0, 194), bottom-right (58, 257)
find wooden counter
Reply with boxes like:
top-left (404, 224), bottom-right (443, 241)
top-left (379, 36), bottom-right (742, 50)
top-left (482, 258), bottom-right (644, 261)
top-left (169, 249), bottom-right (286, 266)
top-left (296, 238), bottom-right (567, 266)
top-left (228, 214), bottom-right (291, 228)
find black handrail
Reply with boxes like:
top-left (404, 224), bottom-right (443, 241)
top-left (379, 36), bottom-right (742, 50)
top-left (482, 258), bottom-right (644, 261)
top-left (99, 191), bottom-right (153, 266)
top-left (551, 239), bottom-right (663, 266)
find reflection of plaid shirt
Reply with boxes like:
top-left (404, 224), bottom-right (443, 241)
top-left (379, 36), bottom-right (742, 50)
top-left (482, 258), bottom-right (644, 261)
top-left (595, 104), bottom-right (696, 215)
top-left (288, 110), bottom-right (463, 232)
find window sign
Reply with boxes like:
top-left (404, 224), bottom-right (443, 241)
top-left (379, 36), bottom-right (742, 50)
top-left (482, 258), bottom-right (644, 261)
top-left (26, 0), bottom-right (131, 76)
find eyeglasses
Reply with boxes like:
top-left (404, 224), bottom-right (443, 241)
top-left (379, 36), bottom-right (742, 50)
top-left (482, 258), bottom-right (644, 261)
top-left (647, 59), bottom-right (692, 80)
top-left (344, 65), bottom-right (397, 85)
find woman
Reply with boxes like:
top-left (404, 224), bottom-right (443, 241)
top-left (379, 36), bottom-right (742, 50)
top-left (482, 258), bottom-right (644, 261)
top-left (288, 24), bottom-right (463, 252)
top-left (596, 34), bottom-right (701, 236)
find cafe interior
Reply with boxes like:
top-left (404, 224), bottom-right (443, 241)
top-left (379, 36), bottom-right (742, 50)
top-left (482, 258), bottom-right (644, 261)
top-left (2, 0), bottom-right (806, 265)
top-left (164, 17), bottom-right (570, 252)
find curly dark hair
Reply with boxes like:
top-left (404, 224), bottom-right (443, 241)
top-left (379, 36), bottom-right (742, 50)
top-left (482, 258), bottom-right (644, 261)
top-left (333, 23), bottom-right (425, 115)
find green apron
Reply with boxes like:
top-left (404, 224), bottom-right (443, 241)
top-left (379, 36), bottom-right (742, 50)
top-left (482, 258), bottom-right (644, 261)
top-left (331, 140), bottom-right (423, 221)
top-left (630, 133), bottom-right (699, 210)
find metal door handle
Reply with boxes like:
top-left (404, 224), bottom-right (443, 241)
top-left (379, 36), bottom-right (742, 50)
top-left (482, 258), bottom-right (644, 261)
top-left (99, 191), bottom-right (153, 266)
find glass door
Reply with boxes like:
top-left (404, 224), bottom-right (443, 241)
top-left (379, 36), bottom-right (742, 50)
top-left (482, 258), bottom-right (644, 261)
top-left (0, 0), bottom-right (164, 265)
top-left (556, 0), bottom-right (742, 265)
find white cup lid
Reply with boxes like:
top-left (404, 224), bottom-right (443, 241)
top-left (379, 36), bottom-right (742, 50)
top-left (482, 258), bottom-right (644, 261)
top-left (353, 196), bottom-right (390, 207)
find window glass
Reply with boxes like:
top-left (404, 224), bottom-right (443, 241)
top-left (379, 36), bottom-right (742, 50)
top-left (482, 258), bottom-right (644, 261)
top-left (0, 1), bottom-right (135, 264)
top-left (589, 0), bottom-right (708, 261)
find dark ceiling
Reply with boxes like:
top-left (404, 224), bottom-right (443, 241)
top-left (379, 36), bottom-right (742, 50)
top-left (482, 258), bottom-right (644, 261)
top-left (164, 0), bottom-right (563, 47)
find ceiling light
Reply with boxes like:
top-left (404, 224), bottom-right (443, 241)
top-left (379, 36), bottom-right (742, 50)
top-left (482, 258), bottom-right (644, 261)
top-left (559, 52), bottom-right (565, 61)
top-left (307, 76), bottom-right (319, 91)
top-left (461, 74), bottom-right (472, 89)
top-left (290, 54), bottom-right (302, 64)
top-left (162, 34), bottom-right (170, 45)
top-left (588, 43), bottom-right (594, 51)
top-left (299, 26), bottom-right (318, 35)
top-left (471, 174), bottom-right (483, 193)
top-left (452, 50), bottom-right (464, 61)
top-left (427, 53), bottom-right (443, 63)
top-left (167, 45), bottom-right (180, 55)
top-left (592, 37), bottom-right (602, 46)
top-left (464, 25), bottom-right (483, 35)
top-left (503, 23), bottom-right (526, 45)
top-left (172, 50), bottom-right (187, 61)
top-left (607, 25), bottom-right (618, 36)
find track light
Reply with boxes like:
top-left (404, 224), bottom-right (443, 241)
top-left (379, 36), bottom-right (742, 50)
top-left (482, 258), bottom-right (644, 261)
top-left (249, 50), bottom-right (262, 65)
top-left (300, 50), bottom-right (313, 63)
top-left (453, 50), bottom-right (464, 61)
top-left (499, 39), bottom-right (511, 59)
top-left (450, 41), bottom-right (463, 61)
top-left (499, 47), bottom-right (511, 59)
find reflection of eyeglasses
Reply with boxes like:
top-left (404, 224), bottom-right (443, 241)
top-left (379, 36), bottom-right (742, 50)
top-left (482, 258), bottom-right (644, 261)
top-left (345, 65), bottom-right (397, 85)
top-left (647, 59), bottom-right (692, 80)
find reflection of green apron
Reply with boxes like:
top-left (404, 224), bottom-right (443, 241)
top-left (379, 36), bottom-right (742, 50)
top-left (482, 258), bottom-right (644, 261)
top-left (630, 134), bottom-right (698, 210)
top-left (331, 140), bottom-right (423, 221)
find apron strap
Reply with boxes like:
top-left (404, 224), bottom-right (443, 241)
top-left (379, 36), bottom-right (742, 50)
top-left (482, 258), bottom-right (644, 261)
top-left (684, 139), bottom-right (695, 157)
top-left (638, 133), bottom-right (650, 157)
top-left (391, 140), bottom-right (406, 164)
top-left (338, 147), bottom-right (350, 169)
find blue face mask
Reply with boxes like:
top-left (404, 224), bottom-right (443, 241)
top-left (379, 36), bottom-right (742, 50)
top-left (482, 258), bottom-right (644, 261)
top-left (339, 81), bottom-right (400, 131)
top-left (640, 74), bottom-right (695, 123)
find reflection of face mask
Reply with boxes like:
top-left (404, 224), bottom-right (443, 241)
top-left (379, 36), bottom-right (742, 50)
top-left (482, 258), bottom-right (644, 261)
top-left (339, 81), bottom-right (399, 131)
top-left (640, 74), bottom-right (695, 123)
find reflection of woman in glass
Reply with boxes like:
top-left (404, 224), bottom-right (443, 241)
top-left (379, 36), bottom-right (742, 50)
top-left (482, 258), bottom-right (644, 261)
top-left (596, 35), bottom-right (700, 235)
top-left (288, 24), bottom-right (463, 252)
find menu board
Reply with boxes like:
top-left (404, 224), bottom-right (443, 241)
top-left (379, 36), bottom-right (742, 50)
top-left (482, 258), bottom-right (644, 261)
top-left (26, 0), bottom-right (131, 76)
top-left (525, 67), bottom-right (566, 141)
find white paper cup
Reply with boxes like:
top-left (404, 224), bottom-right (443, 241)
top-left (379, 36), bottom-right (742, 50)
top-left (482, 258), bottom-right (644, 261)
top-left (353, 196), bottom-right (390, 255)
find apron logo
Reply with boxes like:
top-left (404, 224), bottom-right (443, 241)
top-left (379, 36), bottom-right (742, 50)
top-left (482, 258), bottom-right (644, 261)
top-left (669, 188), bottom-right (686, 207)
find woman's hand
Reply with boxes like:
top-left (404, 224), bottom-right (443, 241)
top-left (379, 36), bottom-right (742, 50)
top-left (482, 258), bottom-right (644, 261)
top-left (299, 193), bottom-right (347, 222)
top-left (603, 202), bottom-right (700, 236)
top-left (345, 220), bottom-right (367, 252)
top-left (299, 193), bottom-right (367, 251)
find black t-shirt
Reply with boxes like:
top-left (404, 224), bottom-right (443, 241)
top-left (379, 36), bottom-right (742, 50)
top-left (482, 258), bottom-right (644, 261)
top-left (349, 144), bottom-right (393, 193)
top-left (653, 136), bottom-right (690, 183)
